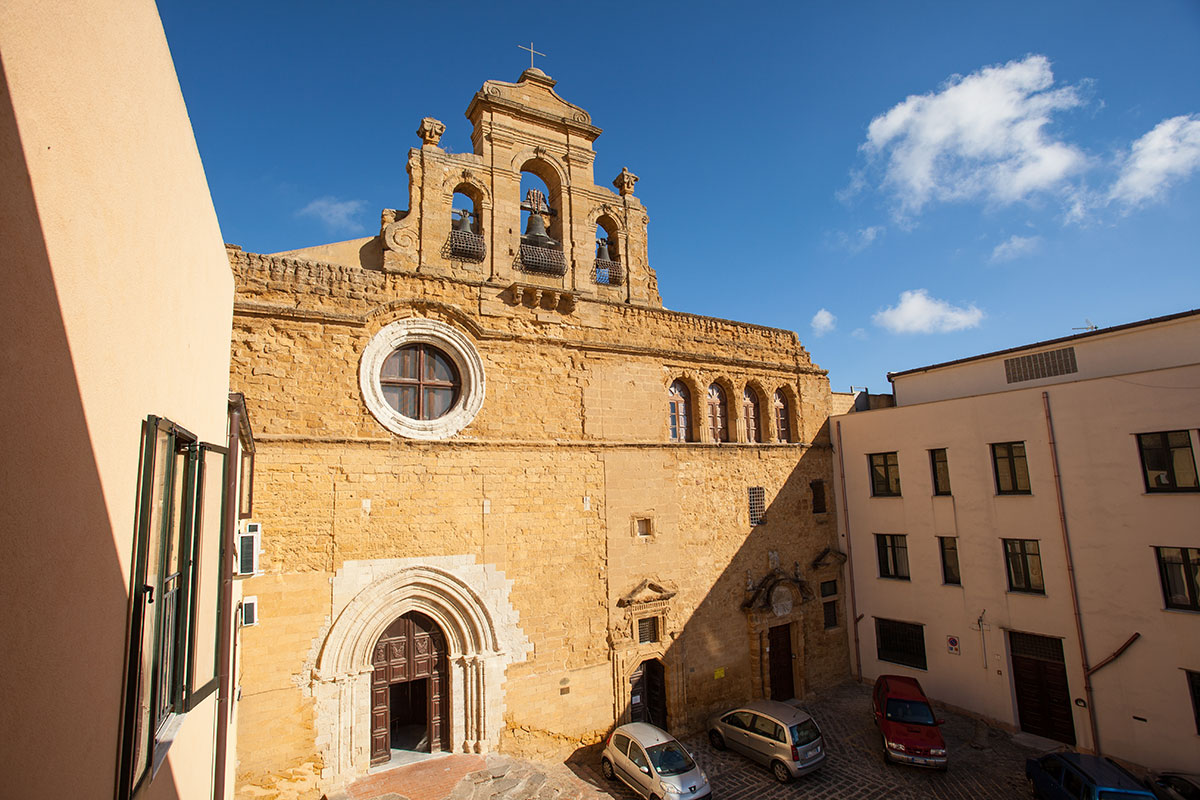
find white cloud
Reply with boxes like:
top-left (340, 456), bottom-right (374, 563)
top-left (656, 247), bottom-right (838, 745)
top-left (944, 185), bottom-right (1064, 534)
top-left (861, 55), bottom-right (1087, 218)
top-left (811, 308), bottom-right (837, 336)
top-left (873, 289), bottom-right (985, 334)
top-left (991, 234), bottom-right (1042, 263)
top-left (297, 196), bottom-right (368, 232)
top-left (851, 328), bottom-right (868, 341)
top-left (833, 225), bottom-right (886, 253)
top-left (1109, 114), bottom-right (1200, 208)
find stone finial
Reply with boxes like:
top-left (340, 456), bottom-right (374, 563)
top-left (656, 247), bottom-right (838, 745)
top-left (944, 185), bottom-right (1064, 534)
top-left (613, 167), bottom-right (639, 197)
top-left (417, 117), bottom-right (446, 147)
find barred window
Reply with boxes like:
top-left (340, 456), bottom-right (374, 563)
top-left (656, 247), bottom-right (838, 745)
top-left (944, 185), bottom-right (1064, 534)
top-left (876, 618), bottom-right (926, 670)
top-left (637, 617), bottom-right (660, 644)
top-left (749, 486), bottom-right (766, 526)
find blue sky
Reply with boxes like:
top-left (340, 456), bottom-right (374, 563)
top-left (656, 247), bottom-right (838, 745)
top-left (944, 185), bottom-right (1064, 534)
top-left (159, 1), bottom-right (1200, 392)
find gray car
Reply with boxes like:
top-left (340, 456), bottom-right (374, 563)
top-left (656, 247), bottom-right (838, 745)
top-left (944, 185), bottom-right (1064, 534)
top-left (707, 699), bottom-right (826, 783)
top-left (601, 722), bottom-right (711, 800)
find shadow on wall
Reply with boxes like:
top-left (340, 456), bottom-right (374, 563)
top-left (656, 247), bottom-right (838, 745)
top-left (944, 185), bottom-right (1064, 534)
top-left (0, 57), bottom-right (133, 799)
top-left (563, 442), bottom-right (847, 786)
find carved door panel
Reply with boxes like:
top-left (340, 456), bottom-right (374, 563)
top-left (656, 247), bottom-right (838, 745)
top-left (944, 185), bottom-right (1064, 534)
top-left (429, 662), bottom-right (443, 751)
top-left (370, 642), bottom-right (391, 764)
top-left (370, 612), bottom-right (449, 761)
top-left (768, 624), bottom-right (795, 701)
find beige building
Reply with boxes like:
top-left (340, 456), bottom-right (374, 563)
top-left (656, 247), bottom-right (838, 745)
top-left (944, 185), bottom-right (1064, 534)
top-left (0, 2), bottom-right (254, 799)
top-left (831, 310), bottom-right (1200, 771)
top-left (228, 69), bottom-right (848, 799)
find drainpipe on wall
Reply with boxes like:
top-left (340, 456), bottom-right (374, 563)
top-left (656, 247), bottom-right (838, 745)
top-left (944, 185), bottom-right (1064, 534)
top-left (835, 420), bottom-right (863, 681)
top-left (1042, 391), bottom-right (1100, 755)
top-left (214, 394), bottom-right (250, 800)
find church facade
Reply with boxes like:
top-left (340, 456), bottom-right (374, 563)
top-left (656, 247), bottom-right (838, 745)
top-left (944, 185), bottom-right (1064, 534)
top-left (229, 69), bottom-right (847, 798)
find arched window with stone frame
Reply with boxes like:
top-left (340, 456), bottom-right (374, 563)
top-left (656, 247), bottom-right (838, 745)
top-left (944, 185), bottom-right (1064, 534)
top-left (707, 383), bottom-right (729, 443)
top-left (668, 380), bottom-right (691, 443)
top-left (743, 386), bottom-right (762, 444)
top-left (773, 389), bottom-right (792, 443)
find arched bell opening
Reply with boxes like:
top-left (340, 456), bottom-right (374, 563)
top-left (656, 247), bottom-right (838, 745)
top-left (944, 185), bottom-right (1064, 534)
top-left (518, 160), bottom-right (566, 276)
top-left (448, 187), bottom-right (485, 263)
top-left (370, 611), bottom-right (450, 766)
top-left (593, 214), bottom-right (623, 285)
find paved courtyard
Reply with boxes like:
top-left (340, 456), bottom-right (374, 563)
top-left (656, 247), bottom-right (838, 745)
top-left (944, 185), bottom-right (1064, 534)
top-left (336, 680), bottom-right (1053, 800)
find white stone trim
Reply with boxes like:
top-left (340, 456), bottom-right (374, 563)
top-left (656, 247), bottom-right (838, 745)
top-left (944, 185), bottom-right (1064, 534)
top-left (312, 557), bottom-right (529, 790)
top-left (359, 318), bottom-right (486, 440)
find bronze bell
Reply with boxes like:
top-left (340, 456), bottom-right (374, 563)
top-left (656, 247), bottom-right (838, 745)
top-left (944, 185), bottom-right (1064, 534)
top-left (453, 210), bottom-right (473, 233)
top-left (522, 212), bottom-right (557, 248)
top-left (595, 237), bottom-right (611, 262)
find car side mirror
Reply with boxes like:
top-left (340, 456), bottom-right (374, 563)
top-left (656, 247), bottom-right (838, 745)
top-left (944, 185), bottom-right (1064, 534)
top-left (639, 764), bottom-right (651, 775)
top-left (936, 719), bottom-right (945, 725)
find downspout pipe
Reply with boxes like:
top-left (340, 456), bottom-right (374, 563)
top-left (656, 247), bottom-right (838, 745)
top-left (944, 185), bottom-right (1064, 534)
top-left (1042, 391), bottom-right (1100, 755)
top-left (214, 394), bottom-right (252, 800)
top-left (835, 420), bottom-right (863, 681)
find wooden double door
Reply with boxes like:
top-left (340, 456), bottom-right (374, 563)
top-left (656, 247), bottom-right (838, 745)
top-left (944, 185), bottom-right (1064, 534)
top-left (630, 659), bottom-right (667, 729)
top-left (1010, 631), bottom-right (1076, 745)
top-left (768, 623), bottom-right (796, 701)
top-left (370, 611), bottom-right (449, 764)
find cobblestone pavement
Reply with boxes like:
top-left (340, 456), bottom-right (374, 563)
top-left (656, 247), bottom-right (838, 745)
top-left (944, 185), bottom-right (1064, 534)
top-left (339, 680), bottom-right (1051, 800)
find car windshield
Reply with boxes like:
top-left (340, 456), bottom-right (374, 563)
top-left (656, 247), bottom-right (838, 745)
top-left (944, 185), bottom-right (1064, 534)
top-left (885, 698), bottom-right (936, 725)
top-left (647, 741), bottom-right (695, 776)
top-left (790, 719), bottom-right (820, 746)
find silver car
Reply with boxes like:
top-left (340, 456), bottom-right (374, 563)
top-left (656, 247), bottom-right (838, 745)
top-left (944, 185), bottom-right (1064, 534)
top-left (707, 699), bottom-right (826, 783)
top-left (601, 722), bottom-right (711, 800)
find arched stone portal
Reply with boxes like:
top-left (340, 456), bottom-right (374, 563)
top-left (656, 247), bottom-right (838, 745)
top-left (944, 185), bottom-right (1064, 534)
top-left (313, 558), bottom-right (530, 788)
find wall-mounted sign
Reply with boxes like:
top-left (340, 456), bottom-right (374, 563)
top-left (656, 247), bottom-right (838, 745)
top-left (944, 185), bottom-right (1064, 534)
top-left (947, 635), bottom-right (961, 655)
top-left (714, 667), bottom-right (725, 679)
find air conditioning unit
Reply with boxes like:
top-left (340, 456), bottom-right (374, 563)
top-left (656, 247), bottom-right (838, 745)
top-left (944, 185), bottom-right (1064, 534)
top-left (235, 521), bottom-right (261, 576)
top-left (241, 596), bottom-right (259, 627)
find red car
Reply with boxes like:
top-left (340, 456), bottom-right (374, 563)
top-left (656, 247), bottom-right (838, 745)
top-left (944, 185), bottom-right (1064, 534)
top-left (871, 675), bottom-right (948, 769)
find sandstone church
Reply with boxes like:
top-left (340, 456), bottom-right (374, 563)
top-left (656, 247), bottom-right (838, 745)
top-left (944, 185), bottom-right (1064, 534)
top-left (228, 68), bottom-right (847, 798)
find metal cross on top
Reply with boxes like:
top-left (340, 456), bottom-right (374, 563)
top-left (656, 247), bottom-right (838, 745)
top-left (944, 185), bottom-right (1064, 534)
top-left (517, 42), bottom-right (546, 70)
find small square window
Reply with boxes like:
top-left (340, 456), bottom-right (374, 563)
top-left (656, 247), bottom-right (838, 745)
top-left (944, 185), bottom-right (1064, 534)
top-left (876, 534), bottom-right (909, 580)
top-left (930, 448), bottom-right (951, 496)
top-left (823, 600), bottom-right (838, 630)
top-left (1138, 431), bottom-right (1199, 492)
top-left (637, 617), bottom-right (659, 644)
top-left (992, 442), bottom-right (1031, 495)
top-left (749, 486), bottom-right (766, 525)
top-left (635, 517), bottom-right (653, 538)
top-left (820, 579), bottom-right (838, 598)
top-left (1155, 546), bottom-right (1200, 611)
top-left (1004, 539), bottom-right (1044, 594)
top-left (939, 537), bottom-right (961, 585)
top-left (869, 452), bottom-right (901, 497)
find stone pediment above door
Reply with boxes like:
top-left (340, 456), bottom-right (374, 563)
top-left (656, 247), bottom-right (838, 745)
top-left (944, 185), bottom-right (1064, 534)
top-left (617, 579), bottom-right (677, 609)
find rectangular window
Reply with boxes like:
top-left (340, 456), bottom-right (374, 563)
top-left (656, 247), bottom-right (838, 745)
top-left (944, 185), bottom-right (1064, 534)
top-left (810, 479), bottom-right (827, 514)
top-left (1138, 431), bottom-right (1199, 492)
top-left (876, 534), bottom-right (910, 580)
top-left (1188, 670), bottom-right (1200, 736)
top-left (930, 448), bottom-right (951, 495)
top-left (869, 452), bottom-right (901, 497)
top-left (1155, 547), bottom-right (1200, 611)
top-left (939, 537), bottom-right (961, 585)
top-left (1004, 538), bottom-right (1045, 594)
top-left (635, 517), bottom-right (653, 538)
top-left (748, 486), bottom-right (766, 525)
top-left (875, 618), bottom-right (927, 670)
top-left (992, 442), bottom-right (1031, 494)
top-left (637, 616), bottom-right (659, 644)
top-left (117, 417), bottom-right (226, 799)
top-left (820, 580), bottom-right (838, 630)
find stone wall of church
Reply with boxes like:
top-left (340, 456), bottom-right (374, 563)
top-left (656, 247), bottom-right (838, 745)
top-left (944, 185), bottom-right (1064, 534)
top-left (228, 249), bottom-right (847, 799)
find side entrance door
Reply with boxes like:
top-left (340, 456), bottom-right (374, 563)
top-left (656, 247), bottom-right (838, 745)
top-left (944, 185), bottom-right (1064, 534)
top-left (630, 659), bottom-right (667, 729)
top-left (768, 624), bottom-right (795, 701)
top-left (1009, 631), bottom-right (1076, 745)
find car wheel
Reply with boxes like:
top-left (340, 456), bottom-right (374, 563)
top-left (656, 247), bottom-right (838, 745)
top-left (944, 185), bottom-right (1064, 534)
top-left (771, 760), bottom-right (791, 784)
top-left (708, 729), bottom-right (725, 750)
top-left (600, 757), bottom-right (615, 781)
top-left (880, 734), bottom-right (893, 765)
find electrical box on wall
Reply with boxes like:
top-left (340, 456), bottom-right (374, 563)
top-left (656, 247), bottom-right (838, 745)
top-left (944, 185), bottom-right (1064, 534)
top-left (236, 521), bottom-right (262, 576)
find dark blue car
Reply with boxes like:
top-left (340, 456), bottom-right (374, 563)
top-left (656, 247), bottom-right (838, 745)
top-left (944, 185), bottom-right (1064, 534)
top-left (1027, 753), bottom-right (1156, 800)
